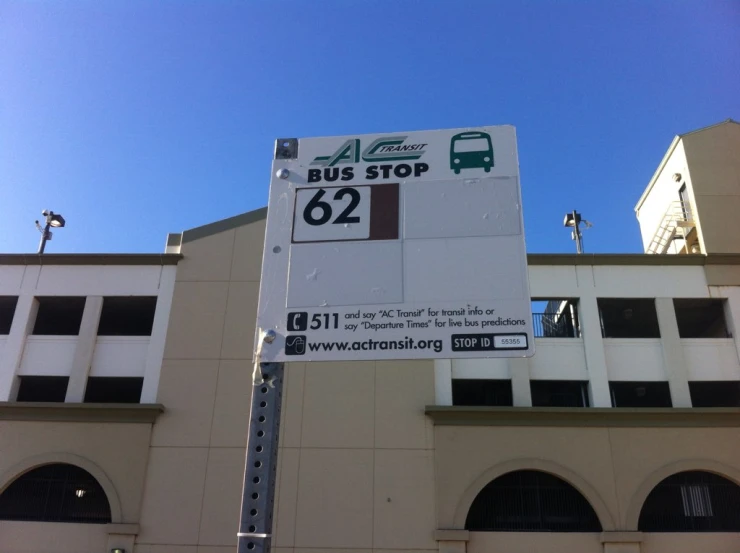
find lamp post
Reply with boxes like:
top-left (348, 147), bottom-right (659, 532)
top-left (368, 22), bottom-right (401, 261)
top-left (563, 210), bottom-right (592, 254)
top-left (35, 210), bottom-right (66, 254)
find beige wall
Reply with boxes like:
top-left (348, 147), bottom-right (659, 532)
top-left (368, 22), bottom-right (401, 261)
top-left (466, 532), bottom-right (740, 553)
top-left (138, 216), bottom-right (440, 551)
top-left (683, 122), bottom-right (740, 254)
top-left (273, 359), bottom-right (436, 551)
top-left (0, 521), bottom-right (107, 553)
top-left (4, 214), bottom-right (740, 553)
top-left (468, 532), bottom-right (602, 553)
top-left (434, 424), bottom-right (740, 532)
top-left (138, 221), bottom-right (264, 548)
top-left (636, 139), bottom-right (690, 252)
top-left (143, 216), bottom-right (740, 553)
top-left (0, 421), bottom-right (153, 523)
top-left (642, 533), bottom-right (740, 553)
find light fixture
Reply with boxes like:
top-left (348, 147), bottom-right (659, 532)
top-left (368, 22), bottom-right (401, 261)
top-left (563, 211), bottom-right (581, 228)
top-left (34, 209), bottom-right (66, 254)
top-left (48, 212), bottom-right (65, 227)
top-left (75, 488), bottom-right (86, 498)
top-left (111, 549), bottom-right (126, 553)
top-left (673, 173), bottom-right (682, 182)
top-left (563, 210), bottom-right (593, 254)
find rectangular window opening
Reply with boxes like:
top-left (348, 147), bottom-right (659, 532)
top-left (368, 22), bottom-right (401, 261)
top-left (531, 299), bottom-right (580, 338)
top-left (531, 380), bottom-right (590, 407)
top-left (32, 297), bottom-right (86, 336)
top-left (452, 379), bottom-right (513, 406)
top-left (610, 381), bottom-right (672, 408)
top-left (16, 376), bottom-right (69, 402)
top-left (84, 377), bottom-right (144, 403)
top-left (598, 298), bottom-right (660, 338)
top-left (674, 299), bottom-right (731, 338)
top-left (689, 381), bottom-right (740, 407)
top-left (0, 296), bottom-right (19, 334)
top-left (97, 297), bottom-right (157, 336)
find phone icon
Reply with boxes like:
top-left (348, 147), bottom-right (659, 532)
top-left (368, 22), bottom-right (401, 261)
top-left (287, 312), bottom-right (308, 332)
top-left (285, 335), bottom-right (306, 356)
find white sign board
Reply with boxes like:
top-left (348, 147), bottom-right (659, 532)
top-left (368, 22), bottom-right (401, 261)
top-left (256, 125), bottom-right (534, 361)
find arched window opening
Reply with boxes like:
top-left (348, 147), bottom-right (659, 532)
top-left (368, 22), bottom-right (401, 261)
top-left (465, 470), bottom-right (602, 532)
top-left (0, 463), bottom-right (111, 523)
top-left (639, 471), bottom-right (740, 532)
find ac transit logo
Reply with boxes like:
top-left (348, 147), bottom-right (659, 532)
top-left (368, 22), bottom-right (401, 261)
top-left (311, 136), bottom-right (428, 167)
top-left (307, 136), bottom-right (430, 183)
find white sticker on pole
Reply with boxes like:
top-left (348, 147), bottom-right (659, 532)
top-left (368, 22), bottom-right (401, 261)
top-left (256, 125), bottom-right (535, 361)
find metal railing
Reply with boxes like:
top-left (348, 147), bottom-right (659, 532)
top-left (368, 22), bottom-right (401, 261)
top-left (646, 200), bottom-right (696, 254)
top-left (0, 464), bottom-right (111, 523)
top-left (532, 312), bottom-right (580, 338)
top-left (639, 471), bottom-right (740, 531)
top-left (466, 470), bottom-right (602, 532)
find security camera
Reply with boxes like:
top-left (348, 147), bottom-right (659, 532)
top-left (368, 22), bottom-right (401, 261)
top-left (41, 210), bottom-right (49, 216)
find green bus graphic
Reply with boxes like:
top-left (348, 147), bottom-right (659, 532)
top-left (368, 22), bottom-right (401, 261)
top-left (450, 131), bottom-right (494, 174)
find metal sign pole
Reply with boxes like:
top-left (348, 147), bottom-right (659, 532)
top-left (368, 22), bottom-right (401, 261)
top-left (237, 138), bottom-right (297, 553)
top-left (237, 362), bottom-right (284, 553)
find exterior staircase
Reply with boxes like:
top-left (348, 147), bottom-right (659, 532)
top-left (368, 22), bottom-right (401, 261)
top-left (646, 201), bottom-right (696, 254)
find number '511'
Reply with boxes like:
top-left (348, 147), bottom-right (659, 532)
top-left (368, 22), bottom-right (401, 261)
top-left (303, 188), bottom-right (361, 226)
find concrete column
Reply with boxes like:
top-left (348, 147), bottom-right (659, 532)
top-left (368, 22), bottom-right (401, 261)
top-left (106, 524), bottom-right (139, 552)
top-left (0, 296), bottom-right (39, 401)
top-left (719, 287), bottom-right (740, 367)
top-left (655, 297), bottom-right (692, 407)
top-left (601, 531), bottom-right (643, 553)
top-left (510, 357), bottom-right (532, 406)
top-left (65, 296), bottom-right (103, 403)
top-left (579, 296), bottom-right (612, 407)
top-left (141, 267), bottom-right (177, 403)
top-left (434, 359), bottom-right (453, 406)
top-left (435, 530), bottom-right (469, 553)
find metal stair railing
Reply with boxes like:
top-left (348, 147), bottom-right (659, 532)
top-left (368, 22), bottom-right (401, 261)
top-left (646, 200), bottom-right (695, 254)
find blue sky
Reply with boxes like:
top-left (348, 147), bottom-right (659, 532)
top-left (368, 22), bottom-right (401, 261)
top-left (1, 1), bottom-right (738, 254)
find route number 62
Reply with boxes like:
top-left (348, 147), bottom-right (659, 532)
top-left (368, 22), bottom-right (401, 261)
top-left (293, 186), bottom-right (371, 242)
top-left (303, 188), bottom-right (360, 226)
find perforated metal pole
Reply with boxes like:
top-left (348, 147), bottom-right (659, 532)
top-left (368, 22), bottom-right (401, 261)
top-left (237, 362), bottom-right (284, 553)
top-left (238, 139), bottom-right (296, 553)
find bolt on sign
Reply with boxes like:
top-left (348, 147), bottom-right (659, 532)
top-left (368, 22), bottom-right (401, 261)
top-left (257, 126), bottom-right (535, 361)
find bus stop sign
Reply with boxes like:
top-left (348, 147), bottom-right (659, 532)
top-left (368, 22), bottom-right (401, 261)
top-left (256, 125), bottom-right (534, 361)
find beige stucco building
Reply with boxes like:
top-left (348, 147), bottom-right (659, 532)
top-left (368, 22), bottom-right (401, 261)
top-left (1, 120), bottom-right (740, 553)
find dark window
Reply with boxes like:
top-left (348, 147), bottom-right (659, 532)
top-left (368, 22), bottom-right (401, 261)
top-left (33, 297), bottom-right (86, 335)
top-left (689, 381), bottom-right (740, 407)
top-left (679, 184), bottom-right (692, 221)
top-left (466, 470), bottom-right (602, 532)
top-left (674, 299), bottom-right (731, 338)
top-left (598, 299), bottom-right (660, 338)
top-left (97, 296), bottom-right (157, 336)
top-left (531, 299), bottom-right (580, 338)
top-left (0, 296), bottom-right (18, 334)
top-left (0, 463), bottom-right (111, 523)
top-left (453, 379), bottom-right (512, 406)
top-left (639, 471), bottom-right (740, 532)
top-left (84, 377), bottom-right (143, 403)
top-left (610, 381), bottom-right (672, 408)
top-left (531, 380), bottom-right (590, 407)
top-left (16, 376), bottom-right (69, 402)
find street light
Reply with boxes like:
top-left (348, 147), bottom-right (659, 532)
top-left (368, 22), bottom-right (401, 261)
top-left (563, 210), bottom-right (592, 254)
top-left (35, 210), bottom-right (66, 254)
